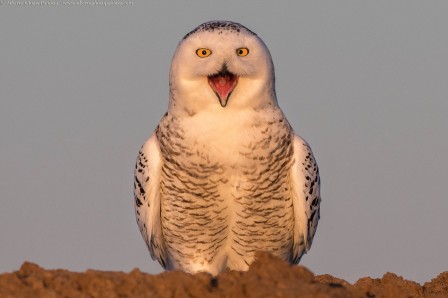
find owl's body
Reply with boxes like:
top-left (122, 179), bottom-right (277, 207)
top-left (134, 21), bottom-right (320, 275)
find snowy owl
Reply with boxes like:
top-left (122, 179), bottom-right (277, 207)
top-left (134, 20), bottom-right (320, 275)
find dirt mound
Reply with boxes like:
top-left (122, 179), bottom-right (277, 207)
top-left (1, 252), bottom-right (447, 297)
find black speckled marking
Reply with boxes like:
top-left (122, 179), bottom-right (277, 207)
top-left (183, 20), bottom-right (257, 40)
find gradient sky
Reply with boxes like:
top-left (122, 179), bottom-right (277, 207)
top-left (1, 1), bottom-right (447, 283)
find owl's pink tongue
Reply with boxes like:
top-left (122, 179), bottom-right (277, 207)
top-left (208, 73), bottom-right (238, 107)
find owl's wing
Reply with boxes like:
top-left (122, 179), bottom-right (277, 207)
top-left (290, 135), bottom-right (321, 264)
top-left (134, 134), bottom-right (168, 268)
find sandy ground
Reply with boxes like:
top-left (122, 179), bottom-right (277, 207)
top-left (0, 252), bottom-right (447, 298)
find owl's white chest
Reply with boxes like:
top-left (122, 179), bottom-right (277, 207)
top-left (180, 108), bottom-right (273, 165)
top-left (157, 108), bottom-right (294, 274)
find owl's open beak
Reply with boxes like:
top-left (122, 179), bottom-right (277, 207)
top-left (208, 68), bottom-right (238, 107)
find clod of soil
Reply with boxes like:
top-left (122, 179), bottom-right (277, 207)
top-left (0, 252), bottom-right (447, 297)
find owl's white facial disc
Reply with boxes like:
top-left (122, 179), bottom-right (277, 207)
top-left (168, 21), bottom-right (277, 114)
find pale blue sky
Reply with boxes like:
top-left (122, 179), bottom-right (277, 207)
top-left (0, 1), bottom-right (447, 283)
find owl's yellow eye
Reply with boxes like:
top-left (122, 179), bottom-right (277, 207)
top-left (236, 47), bottom-right (249, 57)
top-left (196, 48), bottom-right (212, 58)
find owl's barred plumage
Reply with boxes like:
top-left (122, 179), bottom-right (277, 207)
top-left (134, 21), bottom-right (321, 275)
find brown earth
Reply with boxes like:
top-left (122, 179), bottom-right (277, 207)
top-left (0, 252), bottom-right (447, 298)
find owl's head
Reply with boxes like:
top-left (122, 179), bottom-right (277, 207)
top-left (169, 21), bottom-right (277, 115)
